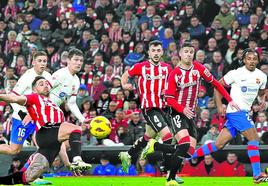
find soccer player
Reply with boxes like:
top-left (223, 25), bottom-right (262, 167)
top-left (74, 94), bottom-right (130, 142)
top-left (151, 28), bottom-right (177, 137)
top-left (191, 48), bottom-right (268, 183)
top-left (142, 42), bottom-right (239, 186)
top-left (0, 51), bottom-right (51, 155)
top-left (0, 76), bottom-right (91, 185)
top-left (119, 40), bottom-right (175, 178)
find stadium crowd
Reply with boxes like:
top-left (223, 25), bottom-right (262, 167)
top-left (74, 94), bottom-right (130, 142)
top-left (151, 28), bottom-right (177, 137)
top-left (0, 0), bottom-right (267, 178)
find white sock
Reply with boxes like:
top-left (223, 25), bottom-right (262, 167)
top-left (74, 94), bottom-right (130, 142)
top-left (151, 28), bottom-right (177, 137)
top-left (73, 156), bottom-right (82, 162)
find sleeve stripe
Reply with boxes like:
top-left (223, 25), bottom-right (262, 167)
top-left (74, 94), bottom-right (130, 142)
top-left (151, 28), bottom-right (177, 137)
top-left (11, 90), bottom-right (21, 96)
top-left (47, 81), bottom-right (52, 88)
top-left (71, 94), bottom-right (77, 96)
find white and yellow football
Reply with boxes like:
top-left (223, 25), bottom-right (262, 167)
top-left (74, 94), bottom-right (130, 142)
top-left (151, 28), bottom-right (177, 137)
top-left (89, 116), bottom-right (112, 139)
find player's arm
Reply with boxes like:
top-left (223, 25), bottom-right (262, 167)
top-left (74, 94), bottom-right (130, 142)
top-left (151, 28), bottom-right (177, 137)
top-left (0, 94), bottom-right (27, 105)
top-left (121, 63), bottom-right (142, 90)
top-left (67, 95), bottom-right (85, 123)
top-left (121, 70), bottom-right (133, 90)
top-left (213, 79), bottom-right (226, 115)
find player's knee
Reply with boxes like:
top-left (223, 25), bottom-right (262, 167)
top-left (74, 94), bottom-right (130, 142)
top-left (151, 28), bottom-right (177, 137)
top-left (25, 153), bottom-right (49, 182)
top-left (214, 141), bottom-right (224, 150)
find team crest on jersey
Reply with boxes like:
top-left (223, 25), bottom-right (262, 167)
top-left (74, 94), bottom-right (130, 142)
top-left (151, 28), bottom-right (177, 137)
top-left (256, 78), bottom-right (260, 84)
top-left (59, 92), bottom-right (66, 98)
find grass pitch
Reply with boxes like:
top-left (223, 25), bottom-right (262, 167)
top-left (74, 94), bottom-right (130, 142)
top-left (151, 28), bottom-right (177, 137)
top-left (29, 176), bottom-right (268, 186)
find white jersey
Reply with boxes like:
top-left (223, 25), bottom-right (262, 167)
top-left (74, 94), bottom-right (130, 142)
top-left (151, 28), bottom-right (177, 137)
top-left (11, 68), bottom-right (52, 120)
top-left (50, 67), bottom-right (85, 122)
top-left (223, 66), bottom-right (267, 113)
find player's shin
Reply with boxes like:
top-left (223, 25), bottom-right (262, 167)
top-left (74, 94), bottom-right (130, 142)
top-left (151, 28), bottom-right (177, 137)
top-left (191, 142), bottom-right (218, 159)
top-left (247, 141), bottom-right (261, 178)
top-left (69, 129), bottom-right (82, 161)
top-left (24, 153), bottom-right (49, 183)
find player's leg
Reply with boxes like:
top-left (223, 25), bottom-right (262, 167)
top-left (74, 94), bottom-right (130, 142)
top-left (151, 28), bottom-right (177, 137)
top-left (58, 122), bottom-right (91, 170)
top-left (0, 118), bottom-right (35, 155)
top-left (191, 127), bottom-right (233, 159)
top-left (119, 108), bottom-right (158, 173)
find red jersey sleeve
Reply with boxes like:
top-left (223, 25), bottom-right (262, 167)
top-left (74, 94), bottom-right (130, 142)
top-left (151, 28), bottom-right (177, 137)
top-left (25, 94), bottom-right (38, 106)
top-left (165, 69), bottom-right (177, 98)
top-left (128, 62), bottom-right (143, 77)
top-left (196, 62), bottom-right (214, 83)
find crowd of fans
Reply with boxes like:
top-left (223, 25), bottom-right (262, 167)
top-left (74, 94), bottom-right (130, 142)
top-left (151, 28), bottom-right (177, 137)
top-left (0, 0), bottom-right (267, 150)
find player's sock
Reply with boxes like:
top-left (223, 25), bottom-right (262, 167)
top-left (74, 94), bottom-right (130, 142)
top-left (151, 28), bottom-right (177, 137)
top-left (161, 133), bottom-right (173, 173)
top-left (153, 133), bottom-right (176, 153)
top-left (0, 171), bottom-right (25, 184)
top-left (69, 130), bottom-right (82, 158)
top-left (168, 136), bottom-right (190, 181)
top-left (247, 141), bottom-right (261, 177)
top-left (128, 135), bottom-right (149, 157)
top-left (191, 142), bottom-right (218, 159)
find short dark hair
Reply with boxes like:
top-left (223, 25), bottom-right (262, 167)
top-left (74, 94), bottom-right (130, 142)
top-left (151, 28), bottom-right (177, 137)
top-left (33, 51), bottom-right (47, 60)
top-left (68, 48), bottom-right (84, 59)
top-left (149, 40), bottom-right (163, 48)
top-left (242, 48), bottom-right (260, 61)
top-left (32, 76), bottom-right (46, 88)
top-left (181, 41), bottom-right (194, 48)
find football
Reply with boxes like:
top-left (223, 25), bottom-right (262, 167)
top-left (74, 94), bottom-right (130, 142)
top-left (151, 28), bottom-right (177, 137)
top-left (89, 116), bottom-right (112, 139)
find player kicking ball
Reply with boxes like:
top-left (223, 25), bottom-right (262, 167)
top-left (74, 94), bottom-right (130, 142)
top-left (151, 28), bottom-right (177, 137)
top-left (191, 48), bottom-right (268, 184)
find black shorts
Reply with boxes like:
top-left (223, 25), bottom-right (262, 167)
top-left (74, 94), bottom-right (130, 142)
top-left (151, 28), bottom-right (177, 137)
top-left (142, 108), bottom-right (169, 132)
top-left (36, 125), bottom-right (61, 165)
top-left (168, 108), bottom-right (198, 139)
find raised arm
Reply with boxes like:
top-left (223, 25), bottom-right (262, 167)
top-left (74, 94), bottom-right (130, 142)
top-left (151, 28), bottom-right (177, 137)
top-left (0, 94), bottom-right (27, 106)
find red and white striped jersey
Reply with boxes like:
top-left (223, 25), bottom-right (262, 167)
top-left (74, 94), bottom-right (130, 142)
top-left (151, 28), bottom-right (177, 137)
top-left (25, 93), bottom-right (65, 131)
top-left (128, 61), bottom-right (172, 109)
top-left (166, 61), bottom-right (214, 112)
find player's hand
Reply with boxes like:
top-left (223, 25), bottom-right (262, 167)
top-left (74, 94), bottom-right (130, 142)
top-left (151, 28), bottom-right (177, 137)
top-left (229, 101), bottom-right (240, 112)
top-left (183, 107), bottom-right (194, 119)
top-left (122, 83), bottom-right (133, 90)
top-left (22, 114), bottom-right (32, 126)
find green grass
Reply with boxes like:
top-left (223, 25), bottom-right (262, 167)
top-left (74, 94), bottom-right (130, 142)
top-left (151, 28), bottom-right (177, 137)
top-left (28, 176), bottom-right (268, 186)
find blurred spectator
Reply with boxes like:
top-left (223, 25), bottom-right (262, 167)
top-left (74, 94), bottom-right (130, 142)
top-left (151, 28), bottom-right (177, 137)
top-left (92, 154), bottom-right (116, 175)
top-left (200, 124), bottom-right (219, 145)
top-left (256, 111), bottom-right (268, 138)
top-left (87, 75), bottom-right (106, 102)
top-left (128, 113), bottom-right (145, 142)
top-left (219, 152), bottom-right (246, 177)
top-left (0, 124), bottom-right (8, 144)
top-left (180, 158), bottom-right (200, 176)
top-left (196, 109), bottom-right (211, 142)
top-left (195, 155), bottom-right (220, 176)
top-left (96, 89), bottom-right (110, 115)
top-left (109, 109), bottom-right (128, 142)
top-left (197, 85), bottom-right (210, 109)
top-left (210, 104), bottom-right (227, 131)
top-left (136, 158), bottom-right (157, 177)
top-left (8, 157), bottom-right (22, 174)
top-left (115, 126), bottom-right (133, 145)
top-left (236, 2), bottom-right (251, 26)
top-left (102, 100), bottom-right (117, 120)
top-left (214, 3), bottom-right (235, 30)
top-left (45, 156), bottom-right (72, 177)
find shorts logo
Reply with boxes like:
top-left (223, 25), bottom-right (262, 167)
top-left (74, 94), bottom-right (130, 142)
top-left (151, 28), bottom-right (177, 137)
top-left (241, 86), bottom-right (247, 92)
top-left (59, 92), bottom-right (66, 98)
top-left (17, 137), bottom-right (22, 142)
